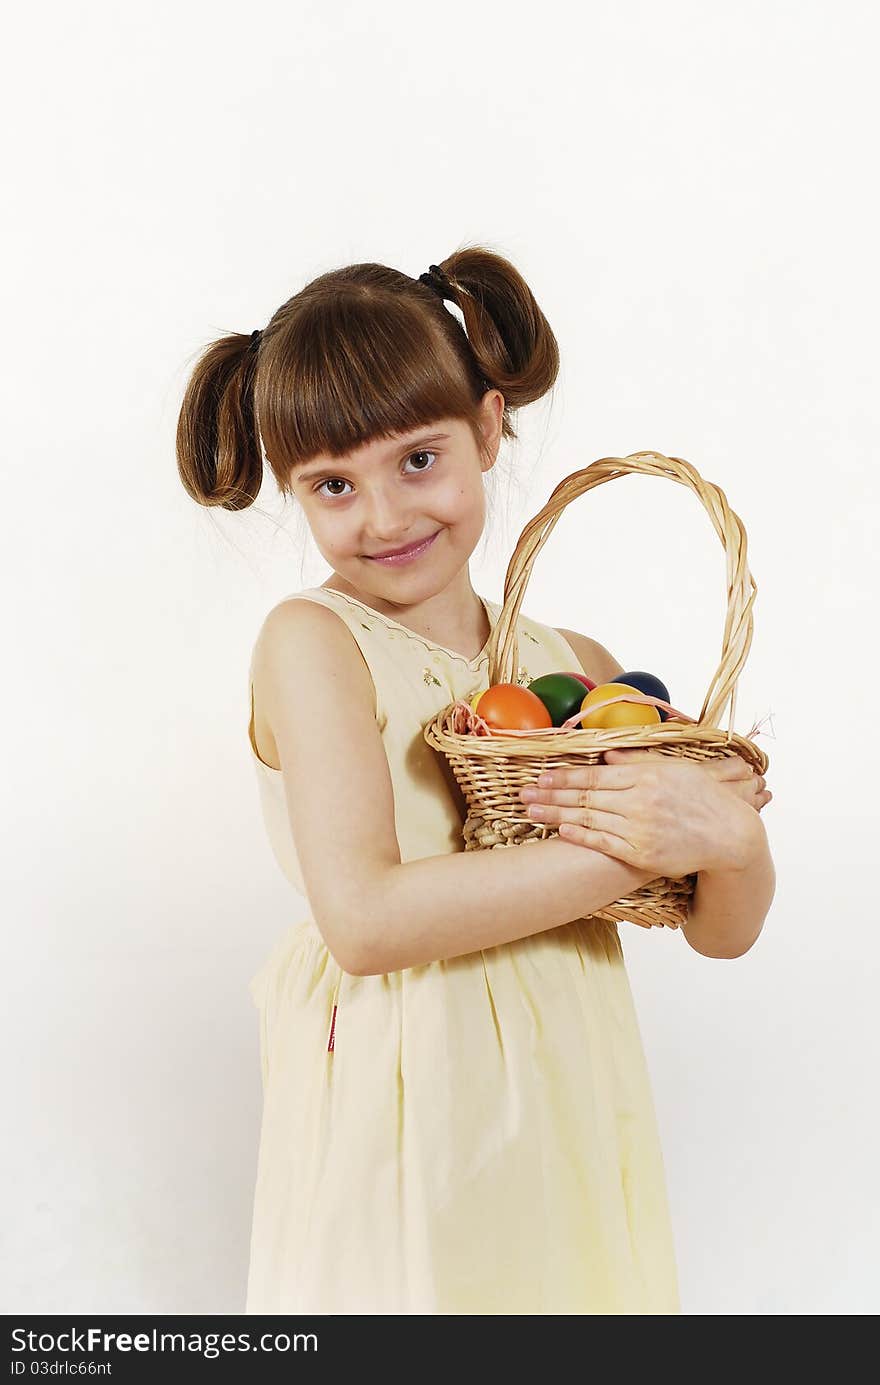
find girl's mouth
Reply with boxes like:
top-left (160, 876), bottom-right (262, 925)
top-left (365, 529), bottom-right (442, 565)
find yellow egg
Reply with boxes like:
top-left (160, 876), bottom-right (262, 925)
top-left (580, 681), bottom-right (662, 730)
top-left (469, 689), bottom-right (487, 713)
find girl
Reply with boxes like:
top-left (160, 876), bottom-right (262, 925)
top-left (176, 248), bottom-right (774, 1315)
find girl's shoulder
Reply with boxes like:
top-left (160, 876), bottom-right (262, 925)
top-left (249, 590), bottom-right (383, 771)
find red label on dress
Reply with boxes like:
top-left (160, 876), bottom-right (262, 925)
top-left (327, 1004), bottom-right (337, 1053)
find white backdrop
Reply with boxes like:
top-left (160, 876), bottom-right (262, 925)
top-left (3, 0), bottom-right (878, 1316)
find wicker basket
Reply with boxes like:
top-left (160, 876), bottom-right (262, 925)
top-left (423, 450), bottom-right (770, 931)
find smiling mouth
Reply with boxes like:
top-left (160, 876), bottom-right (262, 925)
top-left (365, 530), bottom-right (442, 561)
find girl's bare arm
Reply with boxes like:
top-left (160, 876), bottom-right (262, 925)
top-left (253, 600), bottom-right (656, 975)
top-left (356, 834), bottom-right (654, 973)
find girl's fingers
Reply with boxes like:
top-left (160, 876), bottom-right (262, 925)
top-left (554, 821), bottom-right (638, 861)
top-left (523, 799), bottom-right (631, 835)
top-left (523, 786), bottom-right (623, 811)
top-left (607, 748), bottom-right (760, 786)
top-left (522, 759), bottom-right (769, 807)
top-left (707, 758), bottom-right (768, 800)
top-left (551, 809), bottom-right (640, 859)
top-left (711, 757), bottom-right (755, 780)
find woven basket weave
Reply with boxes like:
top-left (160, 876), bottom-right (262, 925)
top-left (423, 450), bottom-right (770, 931)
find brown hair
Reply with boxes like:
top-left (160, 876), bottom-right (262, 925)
top-left (176, 245), bottom-right (560, 512)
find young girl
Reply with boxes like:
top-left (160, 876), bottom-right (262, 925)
top-left (176, 248), bottom-right (774, 1315)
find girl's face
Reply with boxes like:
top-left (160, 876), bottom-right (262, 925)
top-left (291, 391), bottom-right (504, 596)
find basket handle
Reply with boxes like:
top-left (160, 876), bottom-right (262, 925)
top-left (485, 450), bottom-right (758, 735)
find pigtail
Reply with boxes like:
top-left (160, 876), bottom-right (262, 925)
top-left (428, 247), bottom-right (560, 421)
top-left (176, 331), bottom-right (264, 511)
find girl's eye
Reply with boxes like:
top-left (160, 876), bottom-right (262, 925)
top-left (404, 448), bottom-right (438, 475)
top-left (314, 476), bottom-right (353, 498)
top-left (314, 449), bottom-right (438, 499)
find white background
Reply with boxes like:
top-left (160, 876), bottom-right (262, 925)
top-left (3, 0), bottom-right (878, 1315)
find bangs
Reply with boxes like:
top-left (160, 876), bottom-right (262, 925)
top-left (255, 288), bottom-right (484, 494)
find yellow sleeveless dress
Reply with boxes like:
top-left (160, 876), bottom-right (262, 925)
top-left (245, 586), bottom-right (680, 1315)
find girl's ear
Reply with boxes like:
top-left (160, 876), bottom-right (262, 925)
top-left (478, 390), bottom-right (505, 458)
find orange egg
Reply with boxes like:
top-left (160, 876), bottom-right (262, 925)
top-left (477, 683), bottom-right (553, 731)
top-left (579, 681), bottom-right (662, 730)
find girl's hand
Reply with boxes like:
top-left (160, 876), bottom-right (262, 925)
top-left (518, 748), bottom-right (768, 877)
top-left (680, 752), bottom-right (772, 814)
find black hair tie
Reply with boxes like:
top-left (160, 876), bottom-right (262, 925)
top-left (418, 264), bottom-right (455, 302)
top-left (417, 265), bottom-right (492, 393)
top-left (247, 329), bottom-right (263, 354)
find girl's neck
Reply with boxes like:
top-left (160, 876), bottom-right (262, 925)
top-left (320, 573), bottom-right (490, 659)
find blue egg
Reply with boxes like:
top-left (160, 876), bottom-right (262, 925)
top-left (615, 671), bottom-right (671, 722)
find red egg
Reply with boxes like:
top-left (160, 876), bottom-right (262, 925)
top-left (562, 670), bottom-right (596, 691)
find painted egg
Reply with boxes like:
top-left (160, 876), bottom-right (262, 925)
top-left (477, 683), bottom-right (554, 731)
top-left (562, 670), bottom-right (597, 691)
top-left (613, 670), bottom-right (671, 722)
top-left (469, 689), bottom-right (487, 713)
top-left (527, 673), bottom-right (593, 727)
top-left (579, 681), bottom-right (662, 730)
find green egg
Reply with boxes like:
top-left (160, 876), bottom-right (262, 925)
top-left (527, 673), bottom-right (591, 728)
